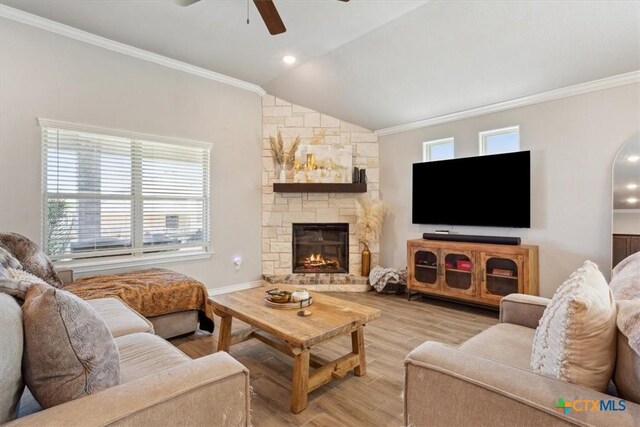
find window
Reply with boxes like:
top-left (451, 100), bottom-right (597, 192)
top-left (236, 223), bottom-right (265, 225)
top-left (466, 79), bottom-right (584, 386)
top-left (479, 126), bottom-right (520, 155)
top-left (41, 120), bottom-right (211, 263)
top-left (422, 137), bottom-right (454, 162)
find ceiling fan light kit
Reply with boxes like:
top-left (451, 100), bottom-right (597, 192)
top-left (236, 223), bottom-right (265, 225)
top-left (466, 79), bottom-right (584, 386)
top-left (177, 0), bottom-right (349, 36)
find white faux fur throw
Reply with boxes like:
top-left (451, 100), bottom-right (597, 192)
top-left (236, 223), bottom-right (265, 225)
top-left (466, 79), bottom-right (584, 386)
top-left (609, 252), bottom-right (640, 354)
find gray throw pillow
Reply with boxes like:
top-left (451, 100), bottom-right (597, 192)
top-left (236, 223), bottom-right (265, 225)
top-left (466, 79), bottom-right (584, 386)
top-left (0, 232), bottom-right (63, 288)
top-left (22, 284), bottom-right (120, 408)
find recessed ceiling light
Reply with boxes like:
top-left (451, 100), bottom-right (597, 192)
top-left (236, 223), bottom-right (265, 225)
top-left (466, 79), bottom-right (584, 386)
top-left (283, 55), bottom-right (296, 65)
top-left (627, 183), bottom-right (639, 190)
top-left (628, 155), bottom-right (640, 162)
top-left (627, 197), bottom-right (638, 204)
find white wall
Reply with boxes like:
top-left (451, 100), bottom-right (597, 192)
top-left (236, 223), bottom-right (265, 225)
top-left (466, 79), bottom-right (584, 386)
top-left (380, 84), bottom-right (640, 297)
top-left (0, 19), bottom-right (263, 290)
top-left (613, 211), bottom-right (640, 235)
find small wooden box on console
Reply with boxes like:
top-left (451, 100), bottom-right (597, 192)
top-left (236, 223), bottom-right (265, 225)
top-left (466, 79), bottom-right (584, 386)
top-left (407, 239), bottom-right (538, 308)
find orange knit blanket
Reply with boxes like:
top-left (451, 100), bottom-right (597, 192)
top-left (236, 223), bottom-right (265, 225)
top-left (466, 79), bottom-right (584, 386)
top-left (65, 268), bottom-right (214, 332)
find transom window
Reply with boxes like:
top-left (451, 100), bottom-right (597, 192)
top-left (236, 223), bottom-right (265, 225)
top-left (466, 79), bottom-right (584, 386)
top-left (422, 137), bottom-right (455, 162)
top-left (40, 119), bottom-right (211, 262)
top-left (479, 126), bottom-right (520, 155)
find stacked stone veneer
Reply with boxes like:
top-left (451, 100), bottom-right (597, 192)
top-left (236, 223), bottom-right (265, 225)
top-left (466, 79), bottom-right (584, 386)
top-left (261, 95), bottom-right (380, 281)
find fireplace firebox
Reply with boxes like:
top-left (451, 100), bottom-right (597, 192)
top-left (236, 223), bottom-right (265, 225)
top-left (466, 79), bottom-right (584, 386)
top-left (292, 223), bottom-right (348, 273)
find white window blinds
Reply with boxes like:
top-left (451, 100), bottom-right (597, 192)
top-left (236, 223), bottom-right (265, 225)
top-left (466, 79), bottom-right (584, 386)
top-left (41, 121), bottom-right (211, 261)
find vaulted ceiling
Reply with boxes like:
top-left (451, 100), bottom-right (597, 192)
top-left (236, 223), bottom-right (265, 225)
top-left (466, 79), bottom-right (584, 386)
top-left (2, 0), bottom-right (639, 131)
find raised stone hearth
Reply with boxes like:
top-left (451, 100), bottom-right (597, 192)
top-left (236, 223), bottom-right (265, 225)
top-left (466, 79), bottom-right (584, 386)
top-left (262, 273), bottom-right (371, 292)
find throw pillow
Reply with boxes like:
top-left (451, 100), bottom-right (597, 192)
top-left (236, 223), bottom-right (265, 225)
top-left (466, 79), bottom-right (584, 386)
top-left (0, 233), bottom-right (63, 288)
top-left (0, 247), bottom-right (22, 270)
top-left (22, 284), bottom-right (120, 408)
top-left (530, 261), bottom-right (617, 392)
top-left (0, 293), bottom-right (24, 423)
top-left (0, 269), bottom-right (51, 300)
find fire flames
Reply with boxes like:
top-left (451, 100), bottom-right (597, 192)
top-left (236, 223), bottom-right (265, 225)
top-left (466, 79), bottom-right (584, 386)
top-left (301, 253), bottom-right (338, 269)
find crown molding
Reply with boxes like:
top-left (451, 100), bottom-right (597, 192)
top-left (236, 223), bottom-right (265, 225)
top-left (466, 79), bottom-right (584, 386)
top-left (375, 70), bottom-right (640, 136)
top-left (0, 5), bottom-right (267, 96)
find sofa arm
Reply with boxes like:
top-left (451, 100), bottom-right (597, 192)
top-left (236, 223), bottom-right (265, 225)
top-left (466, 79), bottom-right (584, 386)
top-left (9, 352), bottom-right (250, 427)
top-left (405, 342), bottom-right (639, 427)
top-left (499, 293), bottom-right (550, 329)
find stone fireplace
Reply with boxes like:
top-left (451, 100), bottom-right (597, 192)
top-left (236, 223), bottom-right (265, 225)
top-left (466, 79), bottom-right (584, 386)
top-left (292, 223), bottom-right (348, 274)
top-left (261, 95), bottom-right (379, 291)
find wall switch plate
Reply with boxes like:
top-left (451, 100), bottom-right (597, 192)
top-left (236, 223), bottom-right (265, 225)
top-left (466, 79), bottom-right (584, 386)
top-left (233, 257), bottom-right (242, 270)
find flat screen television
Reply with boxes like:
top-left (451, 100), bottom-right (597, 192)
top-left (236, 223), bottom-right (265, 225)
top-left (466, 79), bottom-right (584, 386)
top-left (412, 151), bottom-right (530, 228)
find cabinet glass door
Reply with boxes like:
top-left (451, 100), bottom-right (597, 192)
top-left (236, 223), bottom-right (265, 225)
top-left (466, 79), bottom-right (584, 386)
top-left (414, 250), bottom-right (439, 288)
top-left (442, 250), bottom-right (475, 295)
top-left (481, 254), bottom-right (523, 301)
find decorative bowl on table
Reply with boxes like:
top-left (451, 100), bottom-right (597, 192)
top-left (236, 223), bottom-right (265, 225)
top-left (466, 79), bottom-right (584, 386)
top-left (264, 288), bottom-right (313, 309)
top-left (265, 288), bottom-right (291, 303)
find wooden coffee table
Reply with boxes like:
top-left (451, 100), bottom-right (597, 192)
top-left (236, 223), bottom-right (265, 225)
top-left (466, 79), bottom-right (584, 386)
top-left (209, 286), bottom-right (381, 413)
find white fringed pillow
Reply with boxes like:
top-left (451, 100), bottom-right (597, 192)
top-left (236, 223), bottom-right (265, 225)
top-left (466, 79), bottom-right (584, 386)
top-left (530, 261), bottom-right (617, 391)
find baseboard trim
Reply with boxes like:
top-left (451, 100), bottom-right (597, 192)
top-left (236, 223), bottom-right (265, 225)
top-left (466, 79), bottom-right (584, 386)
top-left (208, 280), bottom-right (264, 296)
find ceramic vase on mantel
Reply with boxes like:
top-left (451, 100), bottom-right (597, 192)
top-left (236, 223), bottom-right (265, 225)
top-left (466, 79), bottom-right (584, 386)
top-left (278, 165), bottom-right (286, 183)
top-left (361, 243), bottom-right (371, 277)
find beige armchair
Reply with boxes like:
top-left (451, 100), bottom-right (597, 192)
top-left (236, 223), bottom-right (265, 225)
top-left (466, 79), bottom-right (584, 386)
top-left (404, 294), bottom-right (640, 427)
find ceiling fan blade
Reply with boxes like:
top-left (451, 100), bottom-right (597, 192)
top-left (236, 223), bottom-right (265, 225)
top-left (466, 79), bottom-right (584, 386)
top-left (253, 0), bottom-right (286, 35)
top-left (175, 0), bottom-right (201, 6)
top-left (337, 0), bottom-right (350, 2)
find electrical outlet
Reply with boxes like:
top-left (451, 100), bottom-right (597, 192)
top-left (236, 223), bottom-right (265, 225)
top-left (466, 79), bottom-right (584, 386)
top-left (233, 257), bottom-right (242, 270)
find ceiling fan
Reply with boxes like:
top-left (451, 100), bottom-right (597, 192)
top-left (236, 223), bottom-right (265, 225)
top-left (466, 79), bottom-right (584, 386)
top-left (176, 0), bottom-right (350, 36)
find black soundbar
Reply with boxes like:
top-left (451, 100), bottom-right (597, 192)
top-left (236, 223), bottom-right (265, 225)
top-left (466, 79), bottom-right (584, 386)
top-left (422, 233), bottom-right (521, 245)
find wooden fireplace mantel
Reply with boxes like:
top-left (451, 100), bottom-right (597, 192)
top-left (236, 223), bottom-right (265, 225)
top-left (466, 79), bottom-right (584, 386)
top-left (273, 183), bottom-right (367, 193)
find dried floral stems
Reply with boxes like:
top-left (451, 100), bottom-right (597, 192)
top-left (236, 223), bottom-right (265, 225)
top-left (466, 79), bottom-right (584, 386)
top-left (310, 129), bottom-right (326, 145)
top-left (355, 196), bottom-right (388, 247)
top-left (269, 131), bottom-right (300, 167)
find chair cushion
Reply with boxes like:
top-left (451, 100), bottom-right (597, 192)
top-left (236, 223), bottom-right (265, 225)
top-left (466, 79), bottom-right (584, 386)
top-left (22, 284), bottom-right (121, 408)
top-left (115, 333), bottom-right (191, 384)
top-left (0, 232), bottom-right (62, 288)
top-left (614, 331), bottom-right (640, 404)
top-left (0, 293), bottom-right (24, 423)
top-left (459, 323), bottom-right (535, 369)
top-left (87, 297), bottom-right (154, 338)
top-left (0, 246), bottom-right (22, 270)
top-left (530, 261), bottom-right (617, 392)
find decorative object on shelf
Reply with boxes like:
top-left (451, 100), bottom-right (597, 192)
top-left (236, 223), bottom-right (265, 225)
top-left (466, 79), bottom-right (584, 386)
top-left (492, 268), bottom-right (514, 277)
top-left (355, 196), bottom-right (388, 277)
top-left (359, 168), bottom-right (367, 184)
top-left (353, 167), bottom-right (360, 183)
top-left (295, 144), bottom-right (352, 183)
top-left (456, 259), bottom-right (472, 271)
top-left (268, 131), bottom-right (300, 183)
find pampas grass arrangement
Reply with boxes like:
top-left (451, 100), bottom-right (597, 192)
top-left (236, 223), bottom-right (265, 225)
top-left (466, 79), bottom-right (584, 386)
top-left (269, 131), bottom-right (300, 167)
top-left (355, 196), bottom-right (387, 247)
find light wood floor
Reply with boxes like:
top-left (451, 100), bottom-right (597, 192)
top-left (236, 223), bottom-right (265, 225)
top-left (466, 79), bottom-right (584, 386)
top-left (171, 292), bottom-right (498, 427)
